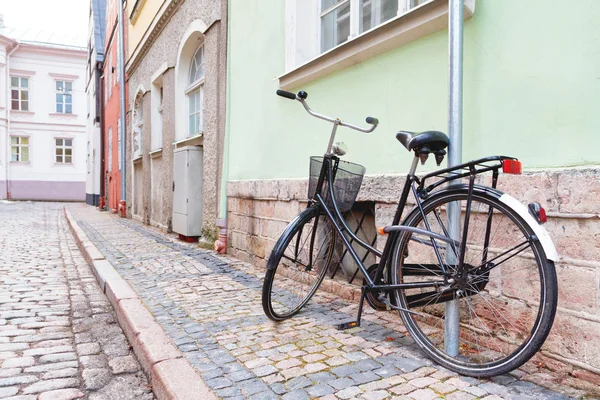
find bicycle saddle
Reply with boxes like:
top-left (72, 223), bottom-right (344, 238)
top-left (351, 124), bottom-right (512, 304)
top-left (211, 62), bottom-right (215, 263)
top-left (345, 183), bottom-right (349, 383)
top-left (396, 130), bottom-right (449, 153)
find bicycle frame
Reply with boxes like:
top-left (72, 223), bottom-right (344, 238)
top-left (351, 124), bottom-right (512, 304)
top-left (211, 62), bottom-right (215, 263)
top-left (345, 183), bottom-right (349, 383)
top-left (310, 152), bottom-right (517, 326)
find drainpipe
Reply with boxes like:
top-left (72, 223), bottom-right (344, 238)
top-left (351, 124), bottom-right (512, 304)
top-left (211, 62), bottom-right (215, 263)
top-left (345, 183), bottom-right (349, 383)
top-left (445, 0), bottom-right (464, 357)
top-left (98, 61), bottom-right (106, 210)
top-left (214, 0), bottom-right (232, 254)
top-left (5, 42), bottom-right (19, 200)
top-left (117, 0), bottom-right (127, 217)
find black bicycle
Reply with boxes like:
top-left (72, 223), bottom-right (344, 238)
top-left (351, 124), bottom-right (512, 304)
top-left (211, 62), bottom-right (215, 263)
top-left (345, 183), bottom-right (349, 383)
top-left (261, 89), bottom-right (558, 377)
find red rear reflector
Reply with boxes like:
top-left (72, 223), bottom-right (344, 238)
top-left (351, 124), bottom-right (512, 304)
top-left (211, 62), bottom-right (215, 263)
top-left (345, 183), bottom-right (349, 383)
top-left (538, 207), bottom-right (547, 223)
top-left (528, 202), bottom-right (547, 224)
top-left (503, 159), bottom-right (522, 174)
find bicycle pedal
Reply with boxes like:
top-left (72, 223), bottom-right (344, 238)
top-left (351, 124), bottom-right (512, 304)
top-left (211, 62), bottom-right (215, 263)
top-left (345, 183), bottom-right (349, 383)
top-left (336, 321), bottom-right (361, 330)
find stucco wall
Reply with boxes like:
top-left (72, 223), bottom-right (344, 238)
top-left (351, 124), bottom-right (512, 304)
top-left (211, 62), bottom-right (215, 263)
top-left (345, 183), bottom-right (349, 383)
top-left (126, 0), bottom-right (228, 234)
top-left (226, 0), bottom-right (600, 181)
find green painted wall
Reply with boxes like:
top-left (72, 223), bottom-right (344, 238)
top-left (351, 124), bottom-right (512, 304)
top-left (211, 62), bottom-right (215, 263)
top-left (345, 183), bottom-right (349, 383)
top-left (227, 0), bottom-right (600, 181)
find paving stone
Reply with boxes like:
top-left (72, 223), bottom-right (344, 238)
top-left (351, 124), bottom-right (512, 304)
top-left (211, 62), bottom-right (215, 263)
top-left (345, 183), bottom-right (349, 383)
top-left (445, 391), bottom-right (476, 400)
top-left (206, 377), bottom-right (233, 390)
top-left (285, 376), bottom-right (312, 391)
top-left (361, 390), bottom-right (389, 400)
top-left (82, 368), bottom-right (111, 390)
top-left (330, 377), bottom-right (356, 390)
top-left (0, 386), bottom-right (19, 398)
top-left (330, 365), bottom-right (360, 378)
top-left (408, 388), bottom-right (438, 400)
top-left (253, 364), bottom-right (278, 377)
top-left (1, 357), bottom-right (35, 368)
top-left (76, 343), bottom-right (100, 356)
top-left (22, 378), bottom-right (79, 394)
top-left (108, 355), bottom-right (139, 374)
top-left (337, 386), bottom-right (363, 399)
top-left (39, 352), bottom-right (78, 364)
top-left (38, 388), bottom-right (85, 400)
top-left (0, 375), bottom-right (39, 387)
top-left (282, 389), bottom-right (309, 400)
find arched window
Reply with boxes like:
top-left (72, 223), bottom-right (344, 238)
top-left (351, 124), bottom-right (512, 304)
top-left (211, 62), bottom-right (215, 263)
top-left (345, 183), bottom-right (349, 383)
top-left (186, 45), bottom-right (204, 137)
top-left (133, 93), bottom-right (143, 159)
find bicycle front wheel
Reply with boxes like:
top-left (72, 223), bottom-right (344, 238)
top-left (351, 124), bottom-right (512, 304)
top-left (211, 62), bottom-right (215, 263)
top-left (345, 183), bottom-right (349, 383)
top-left (262, 205), bottom-right (336, 321)
top-left (391, 188), bottom-right (557, 377)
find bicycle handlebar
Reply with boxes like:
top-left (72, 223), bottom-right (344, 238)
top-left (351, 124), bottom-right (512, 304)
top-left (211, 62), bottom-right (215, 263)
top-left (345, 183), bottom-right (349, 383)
top-left (276, 89), bottom-right (378, 134)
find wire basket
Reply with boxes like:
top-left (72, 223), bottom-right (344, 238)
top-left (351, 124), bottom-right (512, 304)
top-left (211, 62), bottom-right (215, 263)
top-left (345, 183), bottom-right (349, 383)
top-left (308, 156), bottom-right (366, 213)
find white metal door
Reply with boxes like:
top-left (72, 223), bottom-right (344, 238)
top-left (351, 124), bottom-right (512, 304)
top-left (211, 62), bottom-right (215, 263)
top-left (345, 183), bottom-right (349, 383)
top-left (172, 149), bottom-right (187, 216)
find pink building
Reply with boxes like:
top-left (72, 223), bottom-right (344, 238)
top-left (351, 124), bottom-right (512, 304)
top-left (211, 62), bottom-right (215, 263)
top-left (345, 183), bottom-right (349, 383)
top-left (0, 19), bottom-right (87, 201)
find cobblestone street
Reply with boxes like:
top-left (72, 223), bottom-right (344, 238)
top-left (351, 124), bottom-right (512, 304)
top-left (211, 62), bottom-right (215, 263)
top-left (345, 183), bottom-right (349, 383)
top-left (63, 203), bottom-right (600, 400)
top-left (0, 202), bottom-right (153, 400)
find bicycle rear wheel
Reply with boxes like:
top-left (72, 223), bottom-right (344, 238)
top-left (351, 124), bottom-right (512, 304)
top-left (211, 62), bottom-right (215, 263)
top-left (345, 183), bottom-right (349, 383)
top-left (262, 205), bottom-right (336, 321)
top-left (391, 188), bottom-right (557, 377)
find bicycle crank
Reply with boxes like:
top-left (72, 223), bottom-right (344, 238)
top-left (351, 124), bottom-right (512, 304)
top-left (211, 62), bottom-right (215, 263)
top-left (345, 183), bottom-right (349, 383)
top-left (363, 264), bottom-right (388, 311)
top-left (376, 295), bottom-right (429, 317)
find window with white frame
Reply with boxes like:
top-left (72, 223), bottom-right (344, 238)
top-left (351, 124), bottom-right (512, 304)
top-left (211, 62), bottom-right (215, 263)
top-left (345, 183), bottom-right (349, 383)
top-left (132, 93), bottom-right (143, 159)
top-left (151, 80), bottom-right (163, 150)
top-left (321, 0), bottom-right (426, 52)
top-left (186, 45), bottom-right (204, 137)
top-left (10, 136), bottom-right (29, 162)
top-left (10, 77), bottom-right (29, 111)
top-left (55, 138), bottom-right (73, 164)
top-left (55, 81), bottom-right (73, 114)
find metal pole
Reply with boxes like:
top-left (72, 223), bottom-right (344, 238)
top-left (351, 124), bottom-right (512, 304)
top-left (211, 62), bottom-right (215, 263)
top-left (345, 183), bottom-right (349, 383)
top-left (445, 0), bottom-right (464, 357)
top-left (117, 0), bottom-right (127, 211)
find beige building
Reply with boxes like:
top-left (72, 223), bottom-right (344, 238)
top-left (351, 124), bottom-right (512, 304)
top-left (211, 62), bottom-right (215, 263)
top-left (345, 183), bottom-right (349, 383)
top-left (124, 0), bottom-right (227, 239)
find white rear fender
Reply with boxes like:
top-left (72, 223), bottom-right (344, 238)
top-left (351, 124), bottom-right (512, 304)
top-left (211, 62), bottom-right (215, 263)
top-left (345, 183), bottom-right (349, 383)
top-left (498, 193), bottom-right (559, 262)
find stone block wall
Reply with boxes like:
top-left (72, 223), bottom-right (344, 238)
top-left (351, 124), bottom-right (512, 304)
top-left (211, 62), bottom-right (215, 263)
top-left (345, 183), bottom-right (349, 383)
top-left (227, 167), bottom-right (600, 380)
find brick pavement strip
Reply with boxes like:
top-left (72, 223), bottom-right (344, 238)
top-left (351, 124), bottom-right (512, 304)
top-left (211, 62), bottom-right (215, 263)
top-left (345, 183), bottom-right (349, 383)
top-left (64, 203), bottom-right (599, 400)
top-left (0, 202), bottom-right (153, 399)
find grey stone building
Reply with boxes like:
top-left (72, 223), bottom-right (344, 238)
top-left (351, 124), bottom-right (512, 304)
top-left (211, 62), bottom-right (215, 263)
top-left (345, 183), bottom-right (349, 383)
top-left (124, 0), bottom-right (227, 239)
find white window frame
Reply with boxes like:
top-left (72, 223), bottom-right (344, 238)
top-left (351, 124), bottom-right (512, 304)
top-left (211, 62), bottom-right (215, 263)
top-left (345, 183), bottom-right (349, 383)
top-left (10, 136), bottom-right (30, 163)
top-left (55, 80), bottom-right (73, 114)
top-left (132, 93), bottom-right (143, 159)
top-left (320, 0), bottom-right (424, 53)
top-left (151, 80), bottom-right (164, 151)
top-left (10, 76), bottom-right (30, 111)
top-left (55, 137), bottom-right (74, 164)
top-left (281, 0), bottom-right (475, 89)
top-left (186, 45), bottom-right (205, 138)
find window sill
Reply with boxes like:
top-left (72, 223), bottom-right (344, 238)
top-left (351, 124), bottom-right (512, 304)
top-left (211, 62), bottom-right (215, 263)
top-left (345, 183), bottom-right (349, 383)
top-left (133, 155), bottom-right (143, 163)
top-left (10, 161), bottom-right (31, 165)
top-left (172, 133), bottom-right (203, 148)
top-left (53, 163), bottom-right (74, 167)
top-left (150, 148), bottom-right (163, 158)
top-left (279, 0), bottom-right (475, 90)
top-left (10, 110), bottom-right (34, 115)
top-left (49, 113), bottom-right (78, 117)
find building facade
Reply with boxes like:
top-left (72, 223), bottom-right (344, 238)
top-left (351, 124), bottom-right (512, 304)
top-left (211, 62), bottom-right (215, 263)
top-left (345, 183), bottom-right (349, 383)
top-left (225, 0), bottom-right (600, 383)
top-left (85, 0), bottom-right (106, 206)
top-left (102, 0), bottom-right (128, 214)
top-left (0, 23), bottom-right (87, 201)
top-left (124, 0), bottom-right (228, 237)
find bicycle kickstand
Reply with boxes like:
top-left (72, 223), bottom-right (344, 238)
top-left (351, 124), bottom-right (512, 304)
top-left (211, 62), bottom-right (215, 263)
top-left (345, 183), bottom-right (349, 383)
top-left (336, 287), bottom-right (366, 330)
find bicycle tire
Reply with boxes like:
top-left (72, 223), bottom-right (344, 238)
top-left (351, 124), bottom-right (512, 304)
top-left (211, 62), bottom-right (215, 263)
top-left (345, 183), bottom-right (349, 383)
top-left (262, 205), bottom-right (336, 321)
top-left (391, 187), bottom-right (557, 377)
